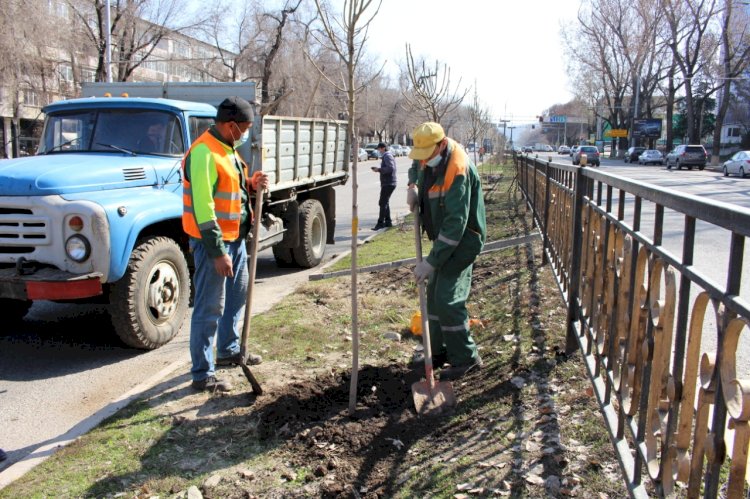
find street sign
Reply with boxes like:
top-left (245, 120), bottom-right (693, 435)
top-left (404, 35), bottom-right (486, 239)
top-left (550, 115), bottom-right (567, 123)
top-left (605, 129), bottom-right (628, 138)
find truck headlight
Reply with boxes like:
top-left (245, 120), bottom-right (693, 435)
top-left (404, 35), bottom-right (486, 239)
top-left (65, 235), bottom-right (91, 262)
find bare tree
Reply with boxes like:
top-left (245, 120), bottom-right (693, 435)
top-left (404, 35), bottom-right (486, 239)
top-left (661, 0), bottom-right (721, 144)
top-left (0, 0), bottom-right (60, 156)
top-left (65, 0), bottom-right (198, 82)
top-left (402, 43), bottom-right (468, 128)
top-left (710, 0), bottom-right (750, 163)
top-left (564, 0), bottom-right (670, 153)
top-left (311, 0), bottom-right (382, 415)
top-left (466, 84), bottom-right (492, 164)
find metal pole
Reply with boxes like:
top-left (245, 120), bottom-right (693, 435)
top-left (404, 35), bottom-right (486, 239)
top-left (630, 75), bottom-right (640, 148)
top-left (105, 0), bottom-right (113, 83)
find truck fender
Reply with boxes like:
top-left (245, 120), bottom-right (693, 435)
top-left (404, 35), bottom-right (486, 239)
top-left (102, 187), bottom-right (186, 281)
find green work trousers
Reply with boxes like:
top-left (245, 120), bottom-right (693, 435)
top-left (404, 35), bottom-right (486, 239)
top-left (425, 261), bottom-right (479, 367)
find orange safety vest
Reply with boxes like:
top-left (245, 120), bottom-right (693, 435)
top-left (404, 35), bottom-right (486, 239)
top-left (182, 130), bottom-right (248, 241)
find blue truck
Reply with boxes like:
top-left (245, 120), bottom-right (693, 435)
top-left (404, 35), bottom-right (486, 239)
top-left (0, 82), bottom-right (349, 349)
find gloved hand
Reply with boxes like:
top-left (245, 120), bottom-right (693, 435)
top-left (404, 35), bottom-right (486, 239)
top-left (406, 186), bottom-right (418, 213)
top-left (414, 259), bottom-right (434, 283)
top-left (250, 171), bottom-right (269, 191)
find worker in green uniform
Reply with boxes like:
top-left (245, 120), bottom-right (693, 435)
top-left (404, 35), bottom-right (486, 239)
top-left (407, 122), bottom-right (486, 381)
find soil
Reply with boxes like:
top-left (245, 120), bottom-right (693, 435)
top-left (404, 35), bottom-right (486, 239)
top-left (138, 255), bottom-right (625, 499)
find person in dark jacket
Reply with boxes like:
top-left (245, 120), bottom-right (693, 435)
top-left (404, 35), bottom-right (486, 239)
top-left (371, 142), bottom-right (397, 230)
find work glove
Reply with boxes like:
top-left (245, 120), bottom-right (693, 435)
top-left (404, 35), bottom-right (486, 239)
top-left (406, 186), bottom-right (418, 213)
top-left (414, 259), bottom-right (434, 284)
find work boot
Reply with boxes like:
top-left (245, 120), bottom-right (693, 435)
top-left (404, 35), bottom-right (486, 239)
top-left (191, 376), bottom-right (233, 393)
top-left (439, 356), bottom-right (483, 381)
top-left (215, 352), bottom-right (263, 367)
top-left (0, 449), bottom-right (7, 462)
top-left (371, 223), bottom-right (384, 231)
top-left (409, 351), bottom-right (448, 370)
top-left (383, 221), bottom-right (393, 228)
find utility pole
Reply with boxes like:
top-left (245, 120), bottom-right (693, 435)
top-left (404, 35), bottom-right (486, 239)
top-left (630, 75), bottom-right (640, 148)
top-left (498, 119), bottom-right (509, 149)
top-left (508, 126), bottom-right (516, 149)
top-left (105, 0), bottom-right (113, 82)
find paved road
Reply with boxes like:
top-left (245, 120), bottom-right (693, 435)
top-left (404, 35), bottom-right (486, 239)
top-left (0, 155), bottom-right (413, 483)
top-left (530, 152), bottom-right (750, 376)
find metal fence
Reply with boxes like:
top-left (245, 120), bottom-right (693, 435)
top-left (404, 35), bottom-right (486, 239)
top-left (515, 154), bottom-right (750, 498)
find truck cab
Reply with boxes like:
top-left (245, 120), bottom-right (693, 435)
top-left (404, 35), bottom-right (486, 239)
top-left (0, 82), bottom-right (348, 350)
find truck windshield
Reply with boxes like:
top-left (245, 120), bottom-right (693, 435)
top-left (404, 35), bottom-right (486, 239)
top-left (38, 109), bottom-right (184, 156)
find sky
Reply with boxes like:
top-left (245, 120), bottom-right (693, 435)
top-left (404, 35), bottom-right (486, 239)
top-left (365, 0), bottom-right (582, 128)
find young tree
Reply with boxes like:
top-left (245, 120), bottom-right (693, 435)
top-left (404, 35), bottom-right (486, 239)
top-left (401, 43), bottom-right (468, 129)
top-left (466, 84), bottom-right (492, 164)
top-left (311, 0), bottom-right (383, 414)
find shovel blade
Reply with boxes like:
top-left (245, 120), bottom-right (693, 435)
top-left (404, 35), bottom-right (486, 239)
top-left (240, 362), bottom-right (263, 395)
top-left (411, 379), bottom-right (456, 415)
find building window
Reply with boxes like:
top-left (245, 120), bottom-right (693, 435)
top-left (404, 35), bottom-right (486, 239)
top-left (729, 127), bottom-right (741, 137)
top-left (58, 64), bottom-right (74, 82)
top-left (82, 68), bottom-right (96, 82)
top-left (23, 89), bottom-right (40, 107)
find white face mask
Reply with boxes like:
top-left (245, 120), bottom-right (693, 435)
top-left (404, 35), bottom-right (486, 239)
top-left (426, 152), bottom-right (443, 167)
top-left (231, 123), bottom-right (250, 149)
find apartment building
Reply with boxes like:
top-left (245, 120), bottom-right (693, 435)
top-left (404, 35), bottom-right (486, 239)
top-left (1, 0), bottom-right (236, 158)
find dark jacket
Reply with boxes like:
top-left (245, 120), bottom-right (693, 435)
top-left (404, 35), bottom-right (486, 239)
top-left (378, 150), bottom-right (397, 186)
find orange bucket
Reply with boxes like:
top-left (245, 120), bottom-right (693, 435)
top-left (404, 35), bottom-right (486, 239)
top-left (410, 311), bottom-right (422, 336)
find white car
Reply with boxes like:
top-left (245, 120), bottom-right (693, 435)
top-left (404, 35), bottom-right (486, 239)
top-left (722, 150), bottom-right (750, 178)
top-left (638, 149), bottom-right (663, 165)
top-left (558, 145), bottom-right (570, 154)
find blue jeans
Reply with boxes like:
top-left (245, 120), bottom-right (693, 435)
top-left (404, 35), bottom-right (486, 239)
top-left (189, 238), bottom-right (248, 382)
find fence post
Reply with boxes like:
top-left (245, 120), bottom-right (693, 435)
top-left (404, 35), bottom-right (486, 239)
top-left (531, 159), bottom-right (538, 228)
top-left (542, 158), bottom-right (551, 265)
top-left (566, 166), bottom-right (585, 354)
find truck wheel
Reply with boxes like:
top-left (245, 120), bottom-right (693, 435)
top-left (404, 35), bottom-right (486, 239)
top-left (1, 298), bottom-right (32, 328)
top-left (110, 236), bottom-right (190, 349)
top-left (272, 245), bottom-right (297, 268)
top-left (293, 199), bottom-right (327, 268)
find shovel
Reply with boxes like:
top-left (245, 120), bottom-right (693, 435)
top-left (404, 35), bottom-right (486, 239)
top-left (411, 211), bottom-right (456, 415)
top-left (239, 187), bottom-right (265, 395)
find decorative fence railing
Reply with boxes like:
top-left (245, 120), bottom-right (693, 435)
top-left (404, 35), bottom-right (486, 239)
top-left (515, 154), bottom-right (750, 498)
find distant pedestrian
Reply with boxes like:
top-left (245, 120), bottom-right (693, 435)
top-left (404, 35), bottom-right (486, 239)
top-left (370, 142), bottom-right (397, 230)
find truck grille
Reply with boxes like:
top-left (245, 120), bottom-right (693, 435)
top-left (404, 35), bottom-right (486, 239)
top-left (0, 207), bottom-right (49, 254)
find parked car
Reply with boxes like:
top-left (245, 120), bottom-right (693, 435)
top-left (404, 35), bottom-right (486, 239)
top-left (558, 145), bottom-right (570, 154)
top-left (364, 142), bottom-right (380, 160)
top-left (665, 144), bottom-right (707, 170)
top-left (624, 147), bottom-right (646, 163)
top-left (637, 149), bottom-right (663, 165)
top-left (522, 146), bottom-right (533, 153)
top-left (722, 150), bottom-right (750, 177)
top-left (572, 145), bottom-right (600, 166)
top-left (351, 147), bottom-right (367, 162)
